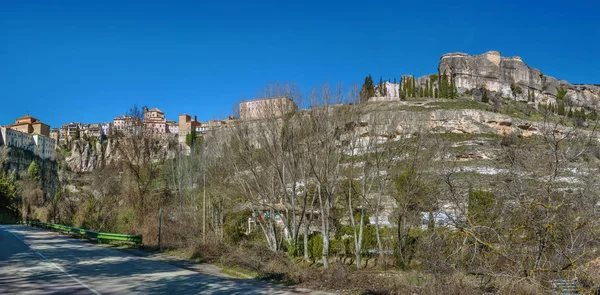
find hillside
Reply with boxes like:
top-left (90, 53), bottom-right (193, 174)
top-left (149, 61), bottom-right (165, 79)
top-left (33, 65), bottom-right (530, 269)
top-left (374, 51), bottom-right (600, 111)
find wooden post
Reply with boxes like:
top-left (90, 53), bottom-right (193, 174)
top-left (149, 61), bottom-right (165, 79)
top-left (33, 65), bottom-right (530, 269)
top-left (158, 207), bottom-right (163, 251)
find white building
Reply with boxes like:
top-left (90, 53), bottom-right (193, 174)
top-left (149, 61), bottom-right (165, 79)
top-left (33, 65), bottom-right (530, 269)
top-left (166, 120), bottom-right (179, 134)
top-left (113, 115), bottom-right (140, 135)
top-left (0, 127), bottom-right (56, 160)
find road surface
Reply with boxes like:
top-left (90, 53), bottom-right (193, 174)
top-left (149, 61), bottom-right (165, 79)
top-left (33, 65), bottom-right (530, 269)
top-left (0, 225), bottom-right (327, 294)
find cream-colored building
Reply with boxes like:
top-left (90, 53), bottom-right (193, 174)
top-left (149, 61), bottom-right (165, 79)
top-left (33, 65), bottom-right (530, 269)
top-left (0, 127), bottom-right (56, 160)
top-left (50, 128), bottom-right (60, 148)
top-left (6, 115), bottom-right (50, 137)
top-left (113, 115), bottom-right (140, 135)
top-left (239, 97), bottom-right (298, 121)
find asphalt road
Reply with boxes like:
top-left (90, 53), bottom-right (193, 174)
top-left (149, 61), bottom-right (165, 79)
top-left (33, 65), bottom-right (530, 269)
top-left (0, 225), bottom-right (328, 295)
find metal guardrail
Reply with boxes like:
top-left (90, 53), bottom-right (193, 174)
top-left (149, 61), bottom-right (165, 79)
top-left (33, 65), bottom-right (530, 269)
top-left (18, 220), bottom-right (142, 246)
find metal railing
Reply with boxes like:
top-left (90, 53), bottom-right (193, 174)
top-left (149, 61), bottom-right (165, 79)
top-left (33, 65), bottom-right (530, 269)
top-left (18, 220), bottom-right (142, 246)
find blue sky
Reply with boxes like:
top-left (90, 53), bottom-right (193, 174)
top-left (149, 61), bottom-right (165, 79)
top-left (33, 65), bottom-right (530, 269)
top-left (1, 0), bottom-right (599, 128)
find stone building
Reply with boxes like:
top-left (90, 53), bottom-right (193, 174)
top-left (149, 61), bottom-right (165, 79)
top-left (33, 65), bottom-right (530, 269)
top-left (239, 97), bottom-right (298, 121)
top-left (178, 114), bottom-right (201, 144)
top-left (143, 107), bottom-right (167, 134)
top-left (5, 115), bottom-right (50, 137)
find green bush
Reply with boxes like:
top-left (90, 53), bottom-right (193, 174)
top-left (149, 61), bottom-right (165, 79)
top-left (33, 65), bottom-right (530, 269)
top-left (307, 233), bottom-right (323, 261)
top-left (224, 210), bottom-right (251, 245)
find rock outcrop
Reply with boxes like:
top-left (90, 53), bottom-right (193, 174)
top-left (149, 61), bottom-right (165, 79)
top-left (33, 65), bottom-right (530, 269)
top-left (65, 139), bottom-right (117, 172)
top-left (2, 147), bottom-right (59, 200)
top-left (64, 136), bottom-right (177, 172)
top-left (439, 51), bottom-right (600, 108)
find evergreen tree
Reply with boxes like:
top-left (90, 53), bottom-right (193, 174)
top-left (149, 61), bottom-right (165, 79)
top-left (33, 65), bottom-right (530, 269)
top-left (359, 75), bottom-right (375, 103)
top-left (580, 109), bottom-right (587, 121)
top-left (399, 77), bottom-right (406, 100)
top-left (0, 172), bottom-right (18, 217)
top-left (558, 101), bottom-right (566, 116)
top-left (411, 77), bottom-right (417, 97)
top-left (468, 190), bottom-right (499, 227)
top-left (428, 80), bottom-right (433, 97)
top-left (380, 76), bottom-right (387, 97)
top-left (424, 80), bottom-right (429, 97)
top-left (440, 70), bottom-right (449, 98)
top-left (481, 87), bottom-right (489, 103)
top-left (186, 129), bottom-right (198, 147)
top-left (393, 77), bottom-right (397, 97)
top-left (448, 74), bottom-right (458, 99)
top-left (434, 87), bottom-right (439, 98)
top-left (556, 86), bottom-right (568, 101)
top-left (419, 87), bottom-right (423, 97)
top-left (28, 161), bottom-right (40, 181)
top-left (75, 126), bottom-right (81, 140)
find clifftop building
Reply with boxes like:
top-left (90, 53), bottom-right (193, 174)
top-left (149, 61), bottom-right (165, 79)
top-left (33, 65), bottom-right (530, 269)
top-left (113, 115), bottom-right (140, 135)
top-left (239, 97), bottom-right (297, 121)
top-left (0, 115), bottom-right (56, 160)
top-left (178, 114), bottom-right (201, 144)
top-left (6, 115), bottom-right (50, 137)
top-left (144, 107), bottom-right (167, 134)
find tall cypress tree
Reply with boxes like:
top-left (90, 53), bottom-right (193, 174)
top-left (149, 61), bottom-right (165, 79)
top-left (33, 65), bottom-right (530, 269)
top-left (440, 70), bottom-right (448, 98)
top-left (434, 87), bottom-right (439, 98)
top-left (481, 87), bottom-right (489, 103)
top-left (429, 80), bottom-right (433, 98)
top-left (359, 74), bottom-right (375, 102)
top-left (412, 77), bottom-right (417, 97)
top-left (394, 77), bottom-right (398, 97)
top-left (399, 77), bottom-right (406, 100)
top-left (425, 80), bottom-right (429, 97)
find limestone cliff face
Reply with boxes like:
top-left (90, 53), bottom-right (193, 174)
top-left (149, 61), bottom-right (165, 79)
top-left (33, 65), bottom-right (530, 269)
top-left (3, 148), bottom-right (59, 200)
top-left (438, 51), bottom-right (600, 108)
top-left (64, 136), bottom-right (177, 172)
top-left (360, 107), bottom-right (539, 138)
top-left (65, 139), bottom-right (117, 172)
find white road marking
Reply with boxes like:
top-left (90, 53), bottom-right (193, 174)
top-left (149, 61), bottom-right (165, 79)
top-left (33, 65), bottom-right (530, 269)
top-left (0, 226), bottom-right (103, 295)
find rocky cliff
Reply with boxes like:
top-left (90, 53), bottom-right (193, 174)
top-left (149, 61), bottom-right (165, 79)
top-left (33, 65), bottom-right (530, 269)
top-left (64, 136), bottom-right (178, 172)
top-left (65, 139), bottom-right (118, 172)
top-left (2, 147), bottom-right (59, 200)
top-left (439, 51), bottom-right (600, 107)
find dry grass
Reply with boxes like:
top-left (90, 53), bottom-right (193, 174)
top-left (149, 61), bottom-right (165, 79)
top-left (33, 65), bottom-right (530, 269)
top-left (185, 240), bottom-right (547, 295)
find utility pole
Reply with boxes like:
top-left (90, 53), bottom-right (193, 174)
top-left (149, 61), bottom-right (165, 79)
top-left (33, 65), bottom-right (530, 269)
top-left (158, 207), bottom-right (163, 251)
top-left (203, 173), bottom-right (206, 243)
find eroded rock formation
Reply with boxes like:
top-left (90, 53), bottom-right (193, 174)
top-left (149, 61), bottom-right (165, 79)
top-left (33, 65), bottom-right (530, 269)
top-left (439, 51), bottom-right (600, 108)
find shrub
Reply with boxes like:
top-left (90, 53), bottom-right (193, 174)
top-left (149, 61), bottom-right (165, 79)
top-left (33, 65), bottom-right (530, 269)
top-left (224, 209), bottom-right (251, 245)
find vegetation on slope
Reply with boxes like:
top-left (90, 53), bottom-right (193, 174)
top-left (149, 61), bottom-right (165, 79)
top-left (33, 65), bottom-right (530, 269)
top-left (5, 83), bottom-right (600, 294)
